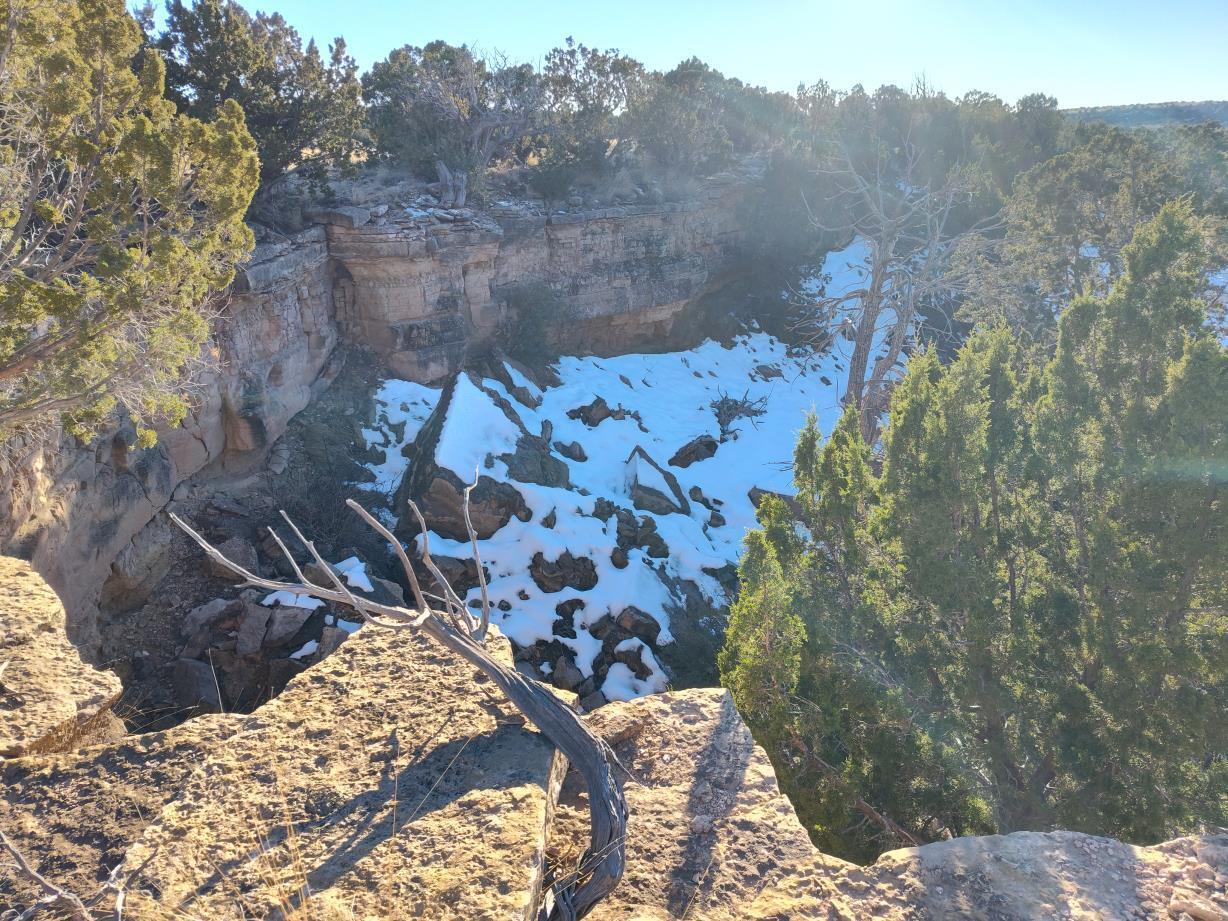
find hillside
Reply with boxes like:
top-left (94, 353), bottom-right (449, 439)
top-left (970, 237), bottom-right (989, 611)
top-left (1063, 99), bottom-right (1228, 128)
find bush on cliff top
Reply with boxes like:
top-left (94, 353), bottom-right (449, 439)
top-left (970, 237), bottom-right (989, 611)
top-left (0, 0), bottom-right (258, 447)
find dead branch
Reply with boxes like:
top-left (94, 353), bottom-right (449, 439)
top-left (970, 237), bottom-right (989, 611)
top-left (169, 497), bottom-right (627, 920)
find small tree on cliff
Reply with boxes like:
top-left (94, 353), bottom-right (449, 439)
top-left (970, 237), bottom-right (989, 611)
top-left (157, 0), bottom-right (365, 189)
top-left (0, 0), bottom-right (258, 446)
top-left (364, 42), bottom-right (543, 207)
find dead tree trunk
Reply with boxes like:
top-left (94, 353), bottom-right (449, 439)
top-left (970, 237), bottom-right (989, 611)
top-left (435, 160), bottom-right (469, 209)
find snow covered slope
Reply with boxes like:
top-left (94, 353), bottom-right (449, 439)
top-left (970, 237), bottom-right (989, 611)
top-left (354, 241), bottom-right (884, 705)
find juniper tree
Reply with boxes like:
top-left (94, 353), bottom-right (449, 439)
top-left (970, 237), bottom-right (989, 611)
top-left (0, 0), bottom-right (257, 445)
top-left (723, 203), bottom-right (1228, 858)
top-left (158, 0), bottom-right (364, 188)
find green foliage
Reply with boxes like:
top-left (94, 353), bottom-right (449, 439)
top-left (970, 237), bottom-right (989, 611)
top-left (536, 38), bottom-right (644, 180)
top-left (157, 0), bottom-right (364, 187)
top-left (959, 122), bottom-right (1228, 341)
top-left (363, 41), bottom-right (541, 187)
top-left (0, 0), bottom-right (258, 445)
top-left (722, 204), bottom-right (1228, 858)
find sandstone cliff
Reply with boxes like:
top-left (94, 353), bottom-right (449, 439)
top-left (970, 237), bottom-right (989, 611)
top-left (0, 167), bottom-right (759, 659)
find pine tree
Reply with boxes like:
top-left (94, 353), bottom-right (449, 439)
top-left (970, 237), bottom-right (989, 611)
top-left (0, 0), bottom-right (258, 445)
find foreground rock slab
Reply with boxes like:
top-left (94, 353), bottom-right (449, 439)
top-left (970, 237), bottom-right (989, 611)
top-left (748, 829), bottom-right (1228, 920)
top-left (549, 688), bottom-right (849, 920)
top-left (0, 557), bottom-right (123, 758)
top-left (120, 625), bottom-right (558, 921)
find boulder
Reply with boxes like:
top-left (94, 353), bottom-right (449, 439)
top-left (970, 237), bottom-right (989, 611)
top-left (235, 602), bottom-right (272, 657)
top-left (317, 625), bottom-right (348, 659)
top-left (553, 440), bottom-right (588, 462)
top-left (261, 605), bottom-right (314, 648)
top-left (567, 396), bottom-right (612, 427)
top-left (206, 537), bottom-right (259, 582)
top-left (551, 657), bottom-right (584, 692)
top-left (501, 435), bottom-right (571, 488)
top-left (626, 446), bottom-right (690, 516)
top-left (668, 434), bottom-right (718, 468)
top-left (0, 558), bottom-right (123, 758)
top-left (367, 575), bottom-right (406, 607)
top-left (410, 474), bottom-right (530, 541)
top-left (171, 658), bottom-right (222, 713)
top-left (615, 606), bottom-right (662, 645)
top-left (579, 689), bottom-right (608, 712)
top-left (529, 551), bottom-right (598, 593)
top-left (179, 597), bottom-right (238, 638)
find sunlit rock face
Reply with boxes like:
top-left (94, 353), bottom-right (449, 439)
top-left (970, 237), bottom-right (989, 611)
top-left (324, 164), bottom-right (761, 380)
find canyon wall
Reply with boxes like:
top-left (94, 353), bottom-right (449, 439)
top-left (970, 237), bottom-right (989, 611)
top-left (327, 164), bottom-right (757, 380)
top-left (0, 167), bottom-right (760, 657)
top-left (0, 228), bottom-right (338, 654)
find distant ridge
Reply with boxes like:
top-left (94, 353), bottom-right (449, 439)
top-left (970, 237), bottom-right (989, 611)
top-left (1063, 100), bottom-right (1228, 129)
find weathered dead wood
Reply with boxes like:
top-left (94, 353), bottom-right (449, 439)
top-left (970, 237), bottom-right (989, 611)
top-left (169, 494), bottom-right (627, 921)
top-left (0, 827), bottom-right (160, 921)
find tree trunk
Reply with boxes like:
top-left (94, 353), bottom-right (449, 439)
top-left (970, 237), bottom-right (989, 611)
top-left (435, 160), bottom-right (469, 209)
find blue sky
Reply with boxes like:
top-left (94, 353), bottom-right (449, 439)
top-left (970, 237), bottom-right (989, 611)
top-left (153, 0), bottom-right (1228, 108)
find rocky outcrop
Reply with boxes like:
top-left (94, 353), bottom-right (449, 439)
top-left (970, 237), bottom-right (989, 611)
top-left (2, 621), bottom-right (559, 919)
top-left (3, 569), bottom-right (1226, 919)
top-left (0, 558), bottom-right (123, 758)
top-left (328, 165), bottom-right (760, 380)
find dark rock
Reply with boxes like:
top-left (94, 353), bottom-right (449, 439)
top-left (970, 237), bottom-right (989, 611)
top-left (553, 440), bottom-right (588, 462)
top-left (303, 560), bottom-right (342, 589)
top-left (172, 658), bottom-right (222, 712)
top-left (212, 650), bottom-right (266, 710)
top-left (367, 576), bottom-right (406, 607)
top-left (409, 474), bottom-right (530, 541)
top-left (317, 626), bottom-right (348, 659)
top-left (180, 597), bottom-right (239, 638)
top-left (235, 602), bottom-right (272, 657)
top-left (689, 485), bottom-right (722, 511)
top-left (754, 364), bottom-right (784, 380)
top-left (703, 562), bottom-right (739, 598)
top-left (529, 551), bottom-right (598, 593)
top-left (497, 599), bottom-right (512, 612)
top-left (262, 605), bottom-right (314, 648)
top-left (748, 486), bottom-right (804, 519)
top-left (668, 434), bottom-right (719, 469)
top-left (611, 547), bottom-right (629, 569)
top-left (614, 642), bottom-right (654, 680)
top-left (626, 446), bottom-right (690, 516)
top-left (615, 606), bottom-right (661, 644)
top-left (207, 537), bottom-right (259, 582)
top-left (430, 556), bottom-right (485, 596)
top-left (542, 508), bottom-right (557, 529)
top-left (708, 511), bottom-right (727, 528)
top-left (567, 397), bottom-right (612, 427)
top-left (579, 690), bottom-right (608, 712)
top-left (551, 657), bottom-right (584, 692)
top-left (267, 658), bottom-right (308, 694)
top-left (500, 435), bottom-right (571, 489)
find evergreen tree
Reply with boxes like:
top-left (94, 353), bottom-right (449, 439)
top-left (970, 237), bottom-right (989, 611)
top-left (0, 0), bottom-right (258, 444)
top-left (723, 203), bottom-right (1228, 856)
top-left (158, 0), bottom-right (364, 187)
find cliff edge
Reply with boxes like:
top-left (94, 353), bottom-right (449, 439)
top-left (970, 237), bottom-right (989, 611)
top-left (2, 561), bottom-right (1225, 920)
